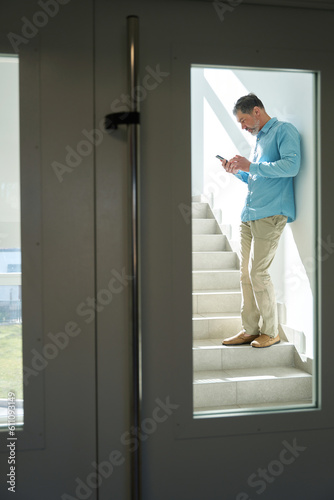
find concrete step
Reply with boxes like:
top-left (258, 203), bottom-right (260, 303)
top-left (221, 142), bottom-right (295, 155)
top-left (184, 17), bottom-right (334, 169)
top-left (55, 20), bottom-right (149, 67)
top-left (193, 269), bottom-right (240, 290)
top-left (192, 251), bottom-right (239, 271)
top-left (193, 289), bottom-right (241, 314)
top-left (194, 400), bottom-right (313, 413)
top-left (192, 218), bottom-right (221, 235)
top-left (192, 234), bottom-right (227, 252)
top-left (192, 202), bottom-right (214, 219)
top-left (193, 313), bottom-right (242, 339)
top-left (193, 339), bottom-right (295, 371)
top-left (193, 366), bottom-right (312, 408)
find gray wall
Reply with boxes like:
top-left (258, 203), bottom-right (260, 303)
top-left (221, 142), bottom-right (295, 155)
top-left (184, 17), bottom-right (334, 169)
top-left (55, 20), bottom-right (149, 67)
top-left (0, 1), bottom-right (334, 499)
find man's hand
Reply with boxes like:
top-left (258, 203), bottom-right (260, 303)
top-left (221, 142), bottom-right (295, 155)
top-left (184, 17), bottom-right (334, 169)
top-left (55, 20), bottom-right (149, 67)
top-left (220, 159), bottom-right (238, 174)
top-left (229, 155), bottom-right (251, 172)
top-left (220, 156), bottom-right (251, 174)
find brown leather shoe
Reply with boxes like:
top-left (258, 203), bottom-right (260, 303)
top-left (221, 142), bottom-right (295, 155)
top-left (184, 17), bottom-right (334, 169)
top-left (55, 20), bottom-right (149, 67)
top-left (222, 331), bottom-right (260, 346)
top-left (251, 334), bottom-right (280, 348)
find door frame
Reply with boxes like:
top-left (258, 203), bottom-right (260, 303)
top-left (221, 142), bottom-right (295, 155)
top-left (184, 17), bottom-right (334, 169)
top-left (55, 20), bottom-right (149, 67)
top-left (171, 43), bottom-right (328, 440)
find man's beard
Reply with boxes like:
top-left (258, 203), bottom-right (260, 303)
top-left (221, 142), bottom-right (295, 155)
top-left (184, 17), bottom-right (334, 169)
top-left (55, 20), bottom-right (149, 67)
top-left (247, 119), bottom-right (260, 136)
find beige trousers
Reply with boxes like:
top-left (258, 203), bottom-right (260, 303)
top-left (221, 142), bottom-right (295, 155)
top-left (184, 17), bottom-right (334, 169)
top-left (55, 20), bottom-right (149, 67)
top-left (240, 215), bottom-right (287, 338)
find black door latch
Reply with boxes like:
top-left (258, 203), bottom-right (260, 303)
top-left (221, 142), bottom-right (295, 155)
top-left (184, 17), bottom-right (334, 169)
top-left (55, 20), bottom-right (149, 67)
top-left (105, 111), bottom-right (140, 131)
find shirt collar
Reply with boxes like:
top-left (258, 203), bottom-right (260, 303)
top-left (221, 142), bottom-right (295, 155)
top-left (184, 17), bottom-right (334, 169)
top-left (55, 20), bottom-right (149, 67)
top-left (257, 117), bottom-right (278, 137)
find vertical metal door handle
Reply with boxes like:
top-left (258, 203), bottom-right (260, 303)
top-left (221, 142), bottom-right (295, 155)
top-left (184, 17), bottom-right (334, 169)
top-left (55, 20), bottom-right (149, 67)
top-left (104, 14), bottom-right (141, 500)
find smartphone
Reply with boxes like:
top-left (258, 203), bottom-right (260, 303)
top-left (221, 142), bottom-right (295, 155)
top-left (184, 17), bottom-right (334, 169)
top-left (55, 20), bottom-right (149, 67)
top-left (216, 155), bottom-right (225, 161)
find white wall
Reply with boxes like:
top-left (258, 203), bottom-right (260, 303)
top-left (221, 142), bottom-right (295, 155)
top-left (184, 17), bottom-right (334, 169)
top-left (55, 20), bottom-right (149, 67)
top-left (233, 70), bottom-right (316, 356)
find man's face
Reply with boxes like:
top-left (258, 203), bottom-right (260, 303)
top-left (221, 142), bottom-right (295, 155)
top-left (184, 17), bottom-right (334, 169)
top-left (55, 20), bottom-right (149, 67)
top-left (235, 109), bottom-right (260, 136)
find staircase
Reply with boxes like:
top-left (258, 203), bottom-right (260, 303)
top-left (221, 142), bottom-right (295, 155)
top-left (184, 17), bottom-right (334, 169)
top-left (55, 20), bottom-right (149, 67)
top-left (192, 200), bottom-right (312, 412)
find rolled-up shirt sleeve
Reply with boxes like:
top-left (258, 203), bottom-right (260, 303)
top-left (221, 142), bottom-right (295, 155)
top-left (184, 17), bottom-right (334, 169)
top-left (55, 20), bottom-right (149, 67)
top-left (249, 123), bottom-right (301, 178)
top-left (234, 170), bottom-right (249, 183)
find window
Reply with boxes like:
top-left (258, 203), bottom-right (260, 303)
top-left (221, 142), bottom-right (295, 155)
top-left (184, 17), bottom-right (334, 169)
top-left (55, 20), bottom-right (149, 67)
top-left (191, 66), bottom-right (318, 415)
top-left (0, 55), bottom-right (23, 426)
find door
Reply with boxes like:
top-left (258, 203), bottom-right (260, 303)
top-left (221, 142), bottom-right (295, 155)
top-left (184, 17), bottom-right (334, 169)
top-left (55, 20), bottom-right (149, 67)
top-left (95, 2), bottom-right (334, 500)
top-left (0, 2), bottom-right (98, 499)
top-left (1, 1), bottom-right (334, 500)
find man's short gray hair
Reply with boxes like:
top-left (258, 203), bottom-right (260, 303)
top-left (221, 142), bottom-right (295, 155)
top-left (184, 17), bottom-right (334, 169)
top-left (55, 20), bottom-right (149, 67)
top-left (233, 93), bottom-right (265, 115)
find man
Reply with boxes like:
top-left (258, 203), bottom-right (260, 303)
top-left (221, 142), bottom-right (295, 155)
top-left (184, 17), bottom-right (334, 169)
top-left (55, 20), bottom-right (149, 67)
top-left (221, 93), bottom-right (301, 348)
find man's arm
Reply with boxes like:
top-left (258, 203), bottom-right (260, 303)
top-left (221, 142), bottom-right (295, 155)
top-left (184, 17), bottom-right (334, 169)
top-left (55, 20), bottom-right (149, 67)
top-left (250, 123), bottom-right (301, 178)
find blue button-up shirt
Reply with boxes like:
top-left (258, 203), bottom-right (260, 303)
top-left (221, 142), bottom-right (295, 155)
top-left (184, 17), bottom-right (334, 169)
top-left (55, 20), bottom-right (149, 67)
top-left (235, 117), bottom-right (301, 223)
